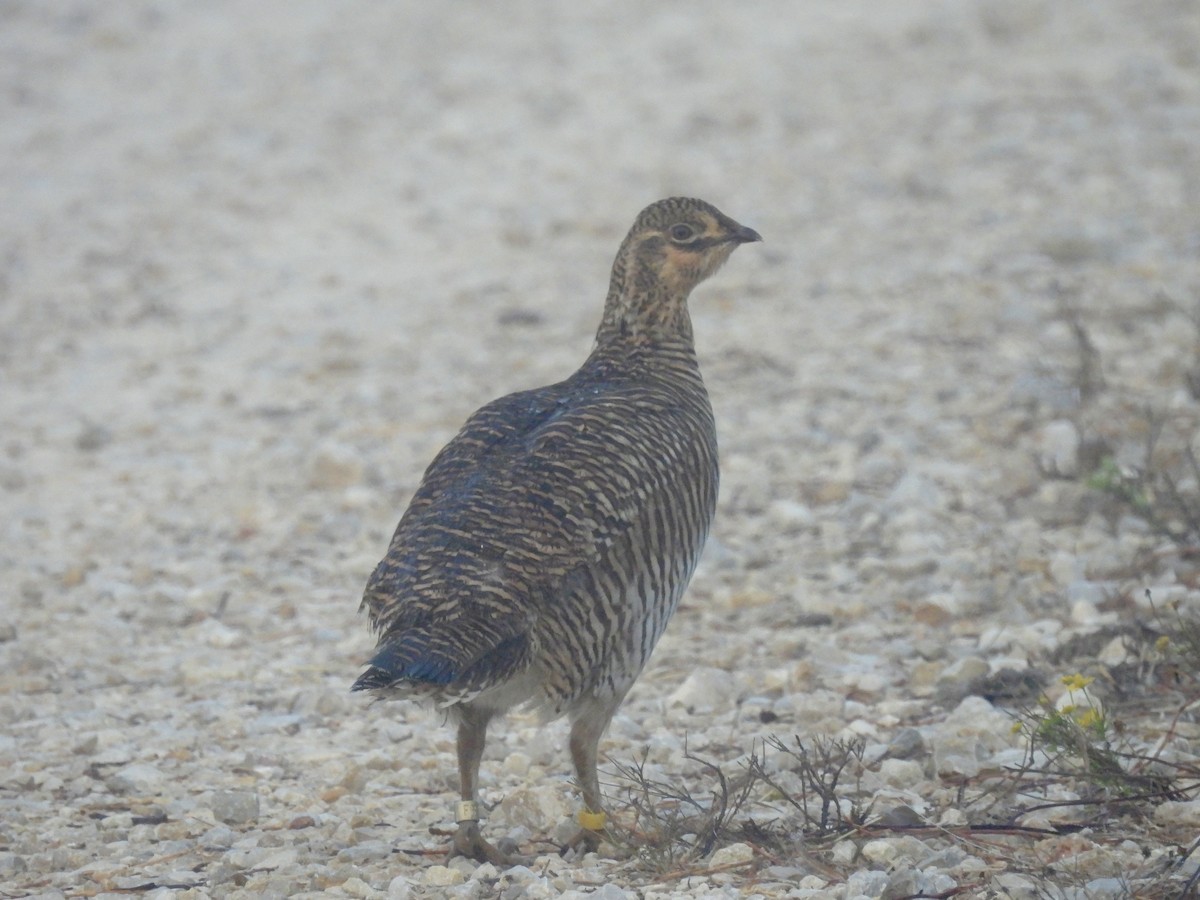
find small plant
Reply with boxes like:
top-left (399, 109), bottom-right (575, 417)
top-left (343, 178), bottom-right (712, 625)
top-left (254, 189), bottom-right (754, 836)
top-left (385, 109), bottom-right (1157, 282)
top-left (606, 740), bottom-right (762, 871)
top-left (748, 734), bottom-right (868, 836)
top-left (1087, 456), bottom-right (1152, 515)
top-left (1087, 449), bottom-right (1200, 550)
top-left (1147, 589), bottom-right (1200, 682)
top-left (605, 734), bottom-right (866, 878)
top-left (1012, 674), bottom-right (1135, 797)
top-left (1006, 665), bottom-right (1199, 838)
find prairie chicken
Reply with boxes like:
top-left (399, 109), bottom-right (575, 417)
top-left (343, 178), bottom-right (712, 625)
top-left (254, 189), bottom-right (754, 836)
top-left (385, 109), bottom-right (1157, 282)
top-left (353, 197), bottom-right (761, 864)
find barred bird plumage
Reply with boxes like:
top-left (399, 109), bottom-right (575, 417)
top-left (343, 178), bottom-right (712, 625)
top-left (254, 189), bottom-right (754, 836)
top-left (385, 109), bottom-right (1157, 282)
top-left (353, 197), bottom-right (761, 864)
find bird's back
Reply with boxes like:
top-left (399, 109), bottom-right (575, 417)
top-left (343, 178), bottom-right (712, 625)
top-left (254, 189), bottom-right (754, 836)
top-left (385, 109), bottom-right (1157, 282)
top-left (356, 341), bottom-right (718, 715)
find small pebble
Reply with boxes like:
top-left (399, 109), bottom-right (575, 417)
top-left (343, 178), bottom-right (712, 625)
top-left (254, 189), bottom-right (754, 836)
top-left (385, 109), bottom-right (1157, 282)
top-left (709, 842), bottom-right (755, 867)
top-left (211, 790), bottom-right (260, 826)
top-left (667, 666), bottom-right (735, 713)
top-left (424, 865), bottom-right (465, 887)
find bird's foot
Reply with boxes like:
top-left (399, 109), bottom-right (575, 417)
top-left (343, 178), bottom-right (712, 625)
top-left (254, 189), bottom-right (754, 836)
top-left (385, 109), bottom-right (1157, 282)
top-left (560, 810), bottom-right (607, 859)
top-left (561, 827), bottom-right (602, 859)
top-left (451, 820), bottom-right (526, 867)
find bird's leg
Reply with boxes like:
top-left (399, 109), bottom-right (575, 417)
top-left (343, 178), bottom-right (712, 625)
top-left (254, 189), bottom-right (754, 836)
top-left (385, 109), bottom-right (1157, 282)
top-left (564, 702), bottom-right (617, 856)
top-left (450, 706), bottom-right (514, 866)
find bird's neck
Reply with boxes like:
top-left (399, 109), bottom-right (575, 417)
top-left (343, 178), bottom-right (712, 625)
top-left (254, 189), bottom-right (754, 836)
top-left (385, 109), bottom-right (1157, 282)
top-left (594, 289), bottom-right (695, 348)
top-left (587, 296), bottom-right (702, 391)
top-left (594, 247), bottom-right (696, 349)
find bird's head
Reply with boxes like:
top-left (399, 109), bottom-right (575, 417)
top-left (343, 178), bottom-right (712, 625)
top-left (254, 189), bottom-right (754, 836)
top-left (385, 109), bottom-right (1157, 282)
top-left (625, 197), bottom-right (762, 296)
top-left (601, 198), bottom-right (761, 342)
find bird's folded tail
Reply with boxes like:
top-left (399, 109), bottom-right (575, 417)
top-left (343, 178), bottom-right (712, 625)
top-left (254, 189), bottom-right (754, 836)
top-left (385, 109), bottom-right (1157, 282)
top-left (351, 627), bottom-right (531, 694)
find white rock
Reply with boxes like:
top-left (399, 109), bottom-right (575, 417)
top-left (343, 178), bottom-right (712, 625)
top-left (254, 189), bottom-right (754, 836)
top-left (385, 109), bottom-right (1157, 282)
top-left (472, 862), bottom-right (500, 881)
top-left (387, 875), bottom-right (414, 899)
top-left (1066, 579), bottom-right (1109, 605)
top-left (502, 751), bottom-right (532, 776)
top-left (1154, 798), bottom-right (1200, 827)
top-left (256, 848), bottom-right (298, 870)
top-left (1017, 800), bottom-right (1088, 830)
top-left (842, 721), bottom-right (890, 754)
top-left (845, 670), bottom-right (887, 695)
top-left (878, 758), bottom-right (924, 788)
top-left (885, 727), bottom-right (926, 759)
top-left (978, 0), bottom-right (1050, 39)
top-left (831, 840), bottom-right (858, 865)
top-left (590, 886), bottom-right (636, 899)
top-left (710, 842), bottom-right (755, 867)
top-left (1083, 878), bottom-right (1130, 899)
top-left (1036, 419), bottom-right (1080, 476)
top-left (342, 876), bottom-right (380, 898)
top-left (846, 869), bottom-right (890, 897)
top-left (977, 625), bottom-right (1013, 651)
top-left (861, 838), bottom-right (901, 864)
top-left (931, 732), bottom-right (982, 778)
top-left (193, 618), bottom-right (245, 649)
top-left (176, 655), bottom-right (246, 686)
top-left (492, 856), bottom-right (533, 880)
top-left (1139, 584), bottom-right (1188, 608)
top-left (211, 790), bottom-right (260, 825)
top-left (994, 872), bottom-right (1038, 893)
top-left (497, 782), bottom-right (570, 830)
top-left (109, 762), bottom-right (165, 793)
top-left (1069, 596), bottom-right (1116, 625)
top-left (423, 865), bottom-right (465, 887)
top-left (99, 811), bottom-right (133, 831)
top-left (937, 655), bottom-right (989, 685)
top-left (200, 826), bottom-right (236, 849)
top-left (886, 472), bottom-right (944, 510)
top-left (778, 688), bottom-right (847, 726)
top-left (500, 865), bottom-right (553, 896)
top-left (763, 664), bottom-right (801, 692)
top-left (924, 591), bottom-right (965, 616)
top-left (448, 852), bottom-right (483, 876)
top-left (310, 442), bottom-right (364, 489)
top-left (667, 666), bottom-right (735, 713)
top-left (893, 526), bottom-right (946, 558)
top-left (0, 853), bottom-right (26, 875)
top-left (337, 841), bottom-right (393, 863)
top-left (1098, 636), bottom-right (1129, 666)
top-left (1048, 551), bottom-right (1080, 586)
top-left (767, 499), bottom-right (815, 529)
top-left (341, 485), bottom-right (375, 510)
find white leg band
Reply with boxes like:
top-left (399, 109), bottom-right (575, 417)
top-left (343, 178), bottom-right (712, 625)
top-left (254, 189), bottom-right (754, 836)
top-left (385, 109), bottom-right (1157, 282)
top-left (456, 800), bottom-right (480, 823)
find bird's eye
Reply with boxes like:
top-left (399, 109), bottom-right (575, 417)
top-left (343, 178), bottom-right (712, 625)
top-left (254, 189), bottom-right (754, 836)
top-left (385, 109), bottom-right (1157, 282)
top-left (669, 223), bottom-right (696, 242)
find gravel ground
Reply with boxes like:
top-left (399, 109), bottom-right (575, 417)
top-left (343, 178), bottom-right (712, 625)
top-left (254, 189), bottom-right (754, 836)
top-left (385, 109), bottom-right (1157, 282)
top-left (4, 2), bottom-right (1200, 898)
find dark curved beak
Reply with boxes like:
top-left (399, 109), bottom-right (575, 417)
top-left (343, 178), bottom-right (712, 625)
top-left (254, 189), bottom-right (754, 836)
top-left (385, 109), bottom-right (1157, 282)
top-left (730, 223), bottom-right (763, 244)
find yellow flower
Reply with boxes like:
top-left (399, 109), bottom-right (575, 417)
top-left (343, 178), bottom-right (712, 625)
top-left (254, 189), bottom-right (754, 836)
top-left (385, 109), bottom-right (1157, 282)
top-left (1075, 708), bottom-right (1103, 730)
top-left (1155, 635), bottom-right (1171, 653)
top-left (1061, 674), bottom-right (1094, 691)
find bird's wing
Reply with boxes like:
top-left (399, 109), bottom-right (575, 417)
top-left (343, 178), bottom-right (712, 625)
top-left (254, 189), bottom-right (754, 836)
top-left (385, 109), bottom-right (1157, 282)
top-left (355, 375), bottom-right (711, 692)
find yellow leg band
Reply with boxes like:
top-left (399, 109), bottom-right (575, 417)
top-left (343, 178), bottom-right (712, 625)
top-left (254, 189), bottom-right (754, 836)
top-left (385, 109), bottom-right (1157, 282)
top-left (577, 810), bottom-right (606, 831)
top-left (456, 800), bottom-right (480, 823)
